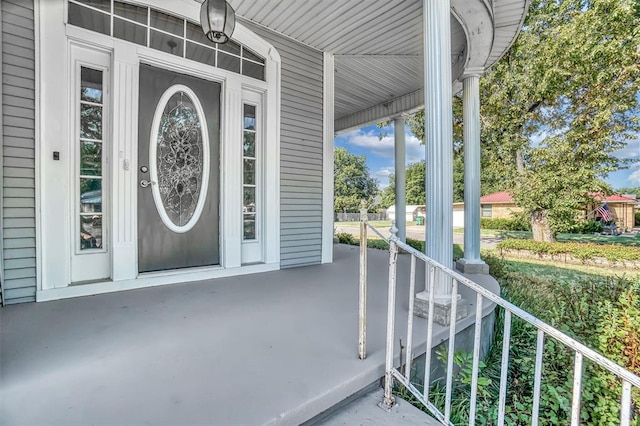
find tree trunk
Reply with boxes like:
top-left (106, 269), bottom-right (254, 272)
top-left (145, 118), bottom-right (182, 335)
top-left (531, 210), bottom-right (556, 242)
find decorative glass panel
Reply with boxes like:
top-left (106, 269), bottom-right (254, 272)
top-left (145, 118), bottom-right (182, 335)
top-left (243, 132), bottom-right (255, 158)
top-left (218, 52), bottom-right (240, 73)
top-left (80, 104), bottom-right (103, 139)
top-left (80, 178), bottom-right (102, 212)
top-left (81, 68), bottom-right (103, 103)
top-left (242, 60), bottom-right (265, 80)
top-left (243, 215), bottom-right (256, 240)
top-left (114, 1), bottom-right (147, 24)
top-left (243, 187), bottom-right (255, 213)
top-left (69, 2), bottom-right (110, 35)
top-left (186, 42), bottom-right (216, 68)
top-left (156, 91), bottom-right (204, 227)
top-left (80, 141), bottom-right (103, 176)
top-left (80, 215), bottom-right (103, 249)
top-left (114, 17), bottom-right (147, 46)
top-left (150, 9), bottom-right (184, 36)
top-left (243, 159), bottom-right (255, 185)
top-left (150, 29), bottom-right (184, 57)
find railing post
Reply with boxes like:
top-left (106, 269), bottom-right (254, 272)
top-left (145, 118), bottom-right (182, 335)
top-left (358, 200), bottom-right (368, 360)
top-left (383, 222), bottom-right (399, 408)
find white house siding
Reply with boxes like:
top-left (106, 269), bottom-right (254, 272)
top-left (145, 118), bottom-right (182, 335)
top-left (1, 0), bottom-right (36, 304)
top-left (244, 23), bottom-right (324, 268)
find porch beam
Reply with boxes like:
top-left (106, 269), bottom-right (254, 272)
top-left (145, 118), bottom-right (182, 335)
top-left (423, 0), bottom-right (454, 296)
top-left (457, 70), bottom-right (489, 274)
top-left (394, 116), bottom-right (406, 243)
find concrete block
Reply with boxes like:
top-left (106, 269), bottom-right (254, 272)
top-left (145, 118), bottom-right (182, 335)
top-left (413, 294), bottom-right (468, 326)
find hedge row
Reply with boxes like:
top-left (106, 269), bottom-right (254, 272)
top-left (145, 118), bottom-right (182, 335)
top-left (497, 238), bottom-right (640, 262)
top-left (480, 218), bottom-right (531, 231)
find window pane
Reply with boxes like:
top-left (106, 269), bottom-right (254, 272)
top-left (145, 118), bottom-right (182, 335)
top-left (80, 215), bottom-right (103, 250)
top-left (75, 0), bottom-right (111, 12)
top-left (243, 47), bottom-right (263, 63)
top-left (151, 9), bottom-right (184, 36)
top-left (218, 51), bottom-right (240, 73)
top-left (243, 159), bottom-right (255, 185)
top-left (80, 104), bottom-right (103, 140)
top-left (150, 29), bottom-right (184, 57)
top-left (243, 187), bottom-right (255, 213)
top-left (186, 42), bottom-right (216, 67)
top-left (243, 132), bottom-right (255, 157)
top-left (80, 178), bottom-right (102, 212)
top-left (114, 1), bottom-right (147, 24)
top-left (81, 141), bottom-right (102, 176)
top-left (186, 21), bottom-right (212, 45)
top-left (69, 3), bottom-right (110, 35)
top-left (114, 17), bottom-right (147, 46)
top-left (81, 68), bottom-right (103, 103)
top-left (218, 40), bottom-right (241, 56)
top-left (243, 104), bottom-right (256, 130)
top-left (243, 215), bottom-right (256, 240)
top-left (242, 60), bottom-right (265, 80)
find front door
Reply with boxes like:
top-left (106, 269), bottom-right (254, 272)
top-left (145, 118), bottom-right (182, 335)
top-left (137, 65), bottom-right (220, 272)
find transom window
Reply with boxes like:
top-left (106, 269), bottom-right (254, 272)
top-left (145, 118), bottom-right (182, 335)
top-left (68, 0), bottom-right (266, 80)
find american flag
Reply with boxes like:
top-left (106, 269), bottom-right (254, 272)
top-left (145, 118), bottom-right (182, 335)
top-left (596, 203), bottom-right (613, 222)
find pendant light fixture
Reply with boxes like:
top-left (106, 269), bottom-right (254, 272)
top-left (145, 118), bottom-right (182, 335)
top-left (200, 0), bottom-right (236, 44)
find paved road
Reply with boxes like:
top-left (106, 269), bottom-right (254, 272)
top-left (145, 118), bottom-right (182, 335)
top-left (334, 224), bottom-right (503, 249)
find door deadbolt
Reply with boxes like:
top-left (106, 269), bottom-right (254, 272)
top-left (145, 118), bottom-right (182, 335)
top-left (140, 166), bottom-right (149, 173)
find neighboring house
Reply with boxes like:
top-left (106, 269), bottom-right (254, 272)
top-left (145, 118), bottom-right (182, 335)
top-left (479, 191), bottom-right (636, 230)
top-left (479, 191), bottom-right (523, 219)
top-left (386, 205), bottom-right (425, 222)
top-left (0, 0), bottom-right (528, 305)
top-left (586, 194), bottom-right (636, 231)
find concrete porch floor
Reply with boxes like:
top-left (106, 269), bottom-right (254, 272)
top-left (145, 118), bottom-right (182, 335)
top-left (0, 244), bottom-right (493, 425)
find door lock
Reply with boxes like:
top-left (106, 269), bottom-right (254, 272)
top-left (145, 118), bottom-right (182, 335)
top-left (140, 179), bottom-right (156, 188)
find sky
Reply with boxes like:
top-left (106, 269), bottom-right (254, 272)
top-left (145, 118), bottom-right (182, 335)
top-left (335, 123), bottom-right (640, 191)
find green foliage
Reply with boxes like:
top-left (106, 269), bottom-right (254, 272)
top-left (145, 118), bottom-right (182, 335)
top-left (379, 161), bottom-right (427, 208)
top-left (333, 147), bottom-right (378, 212)
top-left (636, 211), bottom-right (640, 227)
top-left (404, 255), bottom-right (640, 425)
top-left (556, 219), bottom-right (604, 234)
top-left (480, 218), bottom-right (531, 231)
top-left (497, 238), bottom-right (640, 262)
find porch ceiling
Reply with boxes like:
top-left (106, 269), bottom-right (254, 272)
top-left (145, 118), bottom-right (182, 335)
top-left (229, 0), bottom-right (529, 132)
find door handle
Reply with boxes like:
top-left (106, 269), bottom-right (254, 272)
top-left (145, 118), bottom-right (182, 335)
top-left (140, 179), bottom-right (156, 188)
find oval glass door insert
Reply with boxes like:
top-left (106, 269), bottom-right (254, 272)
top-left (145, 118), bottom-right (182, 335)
top-left (149, 85), bottom-right (210, 233)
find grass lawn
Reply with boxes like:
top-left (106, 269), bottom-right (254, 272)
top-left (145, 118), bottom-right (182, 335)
top-left (337, 220), bottom-right (418, 227)
top-left (500, 256), bottom-right (640, 282)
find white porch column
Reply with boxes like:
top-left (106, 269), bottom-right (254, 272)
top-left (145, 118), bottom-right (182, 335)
top-left (424, 0), bottom-right (453, 292)
top-left (457, 70), bottom-right (489, 274)
top-left (394, 116), bottom-right (406, 243)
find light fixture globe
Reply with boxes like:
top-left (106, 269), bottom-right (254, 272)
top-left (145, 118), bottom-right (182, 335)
top-left (200, 0), bottom-right (236, 44)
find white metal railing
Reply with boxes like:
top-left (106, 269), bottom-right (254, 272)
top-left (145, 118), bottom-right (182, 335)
top-left (356, 217), bottom-right (640, 425)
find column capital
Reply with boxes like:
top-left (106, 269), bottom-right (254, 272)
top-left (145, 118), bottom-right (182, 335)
top-left (462, 67), bottom-right (484, 79)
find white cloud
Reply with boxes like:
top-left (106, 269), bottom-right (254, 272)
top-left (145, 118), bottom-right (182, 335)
top-left (371, 166), bottom-right (394, 188)
top-left (628, 163), bottom-right (640, 185)
top-left (614, 138), bottom-right (640, 160)
top-left (343, 129), bottom-right (425, 165)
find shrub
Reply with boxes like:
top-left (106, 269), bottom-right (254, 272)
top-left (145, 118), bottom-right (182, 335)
top-left (481, 217), bottom-right (531, 231)
top-left (636, 211), bottom-right (640, 227)
top-left (558, 219), bottom-right (604, 234)
top-left (497, 238), bottom-right (640, 262)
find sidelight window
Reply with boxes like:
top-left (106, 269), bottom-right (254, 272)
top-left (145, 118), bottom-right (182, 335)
top-left (243, 104), bottom-right (257, 240)
top-left (78, 66), bottom-right (106, 251)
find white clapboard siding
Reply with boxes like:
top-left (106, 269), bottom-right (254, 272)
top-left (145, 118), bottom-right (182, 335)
top-left (2, 0), bottom-right (36, 304)
top-left (245, 22), bottom-right (325, 268)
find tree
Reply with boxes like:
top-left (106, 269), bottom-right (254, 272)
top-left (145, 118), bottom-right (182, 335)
top-left (333, 147), bottom-right (378, 212)
top-left (616, 187), bottom-right (640, 198)
top-left (380, 161), bottom-right (427, 208)
top-left (406, 0), bottom-right (640, 241)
